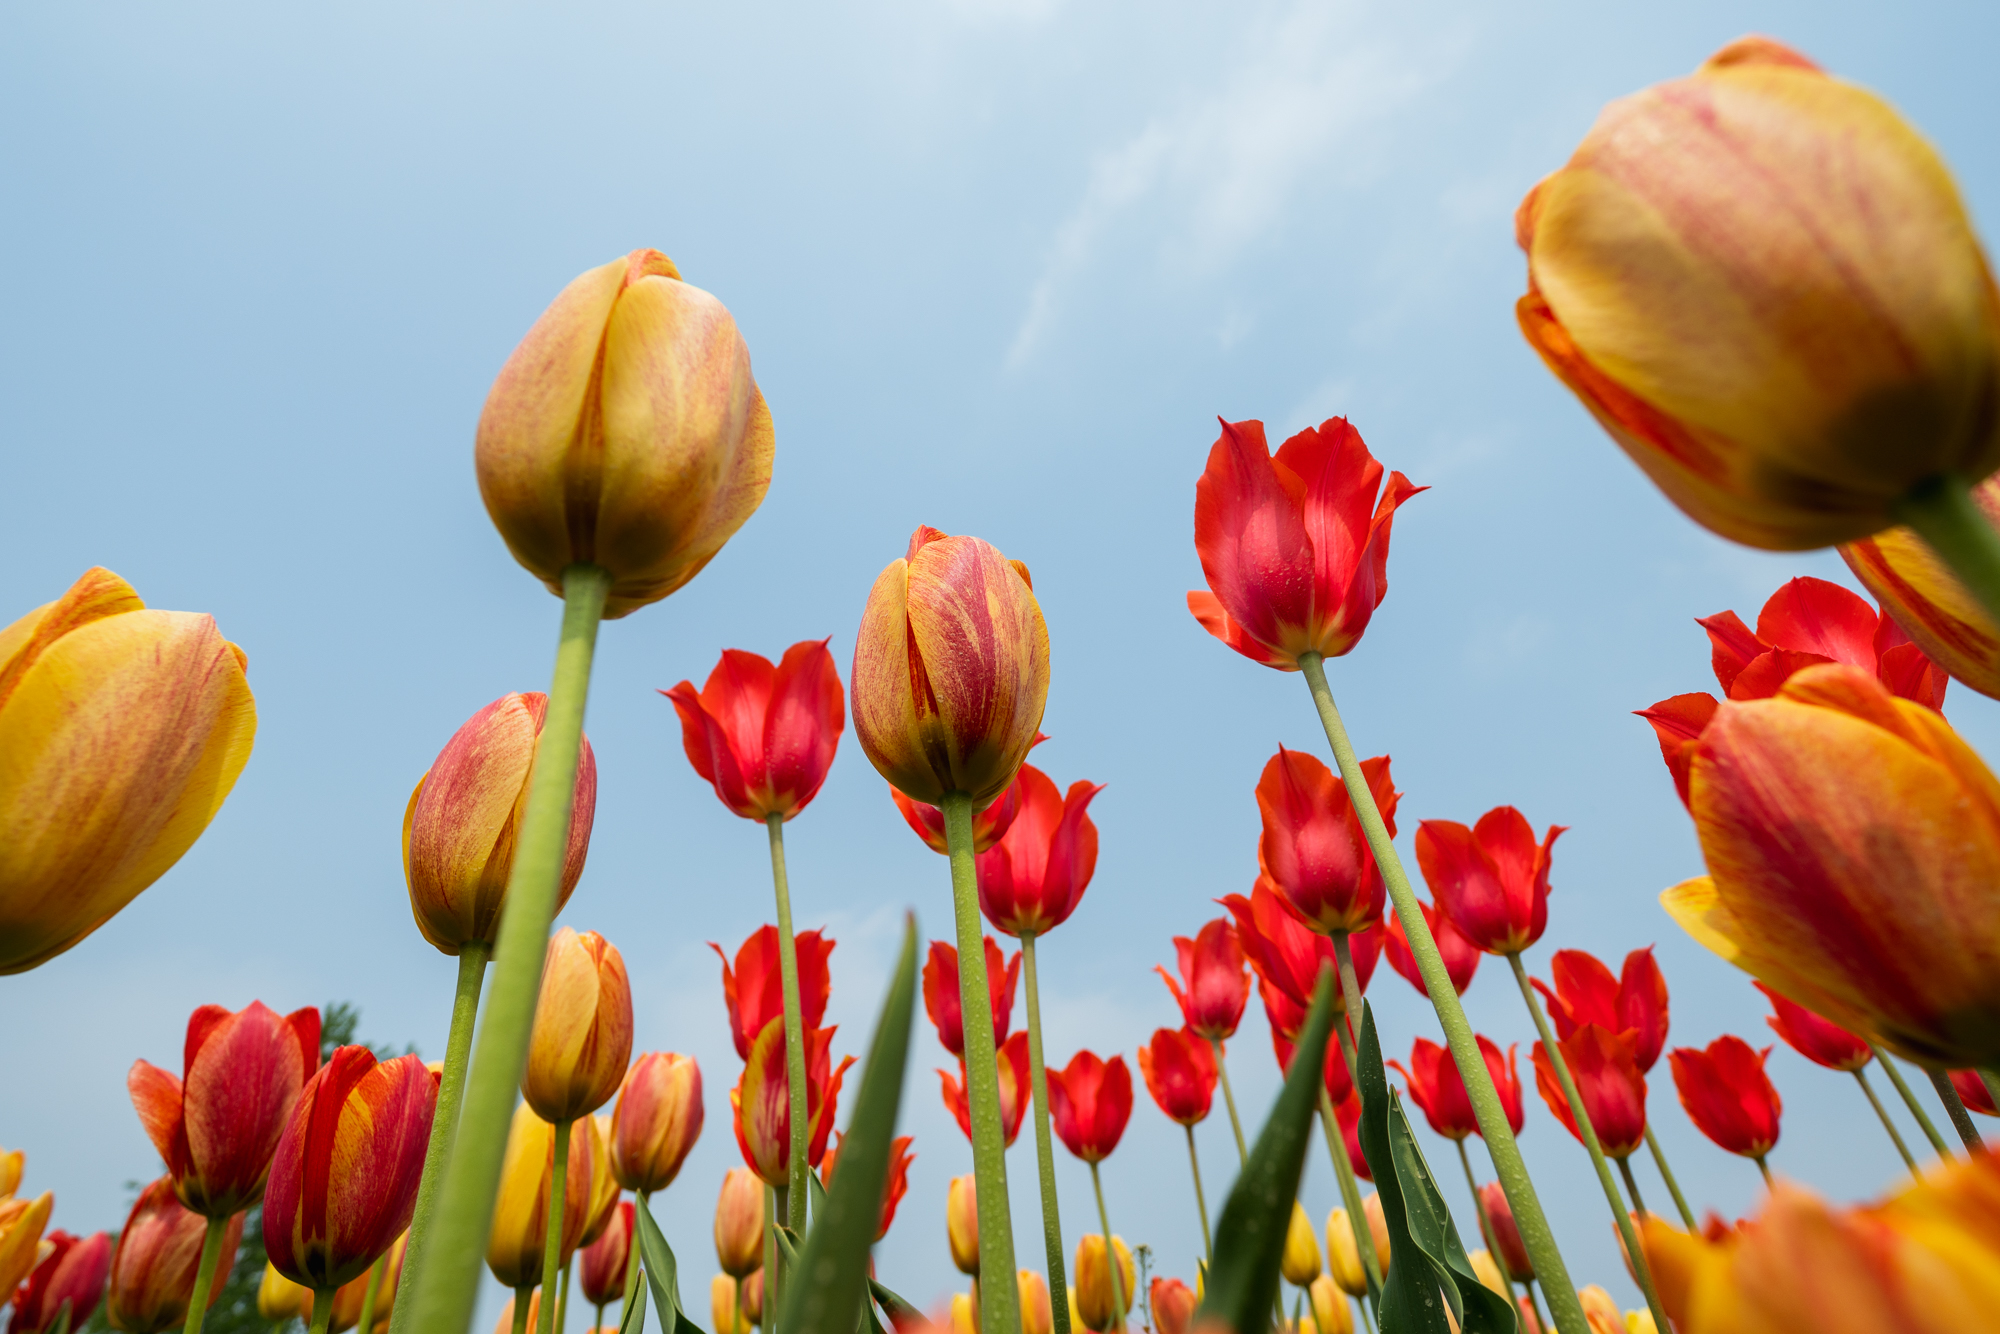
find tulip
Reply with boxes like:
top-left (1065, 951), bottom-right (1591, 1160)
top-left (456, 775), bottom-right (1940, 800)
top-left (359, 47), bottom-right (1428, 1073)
top-left (1951, 1069), bottom-right (1996, 1116)
top-left (577, 1116), bottom-right (620, 1248)
top-left (1389, 1035), bottom-right (1523, 1141)
top-left (1669, 1037), bottom-right (1783, 1171)
top-left (1757, 984), bottom-right (1870, 1072)
top-left (939, 1033), bottom-right (1032, 1149)
top-left (11, 1228), bottom-right (111, 1334)
top-left (662, 640), bottom-right (844, 821)
top-left (1281, 1201), bottom-right (1323, 1286)
top-left (1467, 1250), bottom-right (1507, 1300)
top-left (818, 1130), bottom-right (914, 1241)
top-left (1417, 808), bottom-right (1566, 958)
top-left (1186, 416), bottom-right (1423, 670)
top-left (1360, 1195), bottom-right (1391, 1268)
top-left (1220, 886), bottom-right (1376, 1026)
top-left (1383, 899), bottom-right (1480, 997)
top-left (712, 1274), bottom-right (745, 1334)
top-left (1019, 1270), bottom-right (1054, 1334)
top-left (951, 1291), bottom-right (979, 1334)
top-left (265, 1049), bottom-right (436, 1295)
top-left (523, 928), bottom-right (633, 1124)
top-left (1326, 1091), bottom-right (1371, 1185)
top-left (1660, 663), bottom-right (2000, 1068)
top-left (1155, 918), bottom-right (1249, 1040)
top-left (712, 926), bottom-right (834, 1062)
top-left (1072, 1235), bottom-right (1134, 1333)
top-left (730, 1018), bottom-right (854, 1186)
top-left (947, 1175), bottom-right (980, 1275)
top-left (1532, 948), bottom-right (1670, 1072)
top-left (104, 1178), bottom-right (241, 1334)
top-left (740, 1268), bottom-right (764, 1326)
top-left (1842, 472), bottom-right (2000, 699)
top-left (259, 1261), bottom-right (312, 1322)
top-left (491, 1290), bottom-right (541, 1334)
top-left (484, 1102), bottom-right (594, 1290)
top-left (128, 1001), bottom-right (322, 1218)
top-left (1704, 577), bottom-right (1947, 707)
top-left (609, 1051), bottom-right (704, 1193)
top-left (1255, 748), bottom-right (1397, 935)
top-left (1478, 1182), bottom-right (1534, 1283)
top-left (1515, 36), bottom-right (2000, 554)
top-left (0, 1147), bottom-right (19, 1198)
top-left (0, 567), bottom-right (256, 973)
top-left (579, 1200), bottom-right (633, 1311)
top-left (1578, 1286), bottom-right (1623, 1334)
top-left (1138, 1028), bottom-right (1216, 1127)
top-left (1532, 1027), bottom-right (1648, 1160)
top-left (976, 765), bottom-right (1105, 940)
top-left (1323, 1207), bottom-right (1371, 1300)
top-left (924, 939), bottom-right (1020, 1058)
top-left (1047, 1052), bottom-right (1132, 1163)
top-left (1307, 1274), bottom-right (1352, 1334)
top-left (713, 1168), bottom-right (765, 1279)
top-left (893, 738), bottom-right (1049, 856)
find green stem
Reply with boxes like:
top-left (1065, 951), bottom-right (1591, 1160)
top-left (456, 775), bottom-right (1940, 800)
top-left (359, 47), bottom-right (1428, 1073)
top-left (773, 1183), bottom-right (790, 1313)
top-left (1020, 934), bottom-right (1073, 1334)
top-left (941, 791), bottom-right (1022, 1334)
top-left (1506, 952), bottom-right (1669, 1334)
top-left (1754, 1155), bottom-right (1774, 1188)
top-left (1873, 1045), bottom-right (1951, 1157)
top-left (1614, 1155), bottom-right (1648, 1216)
top-left (538, 1119), bottom-right (572, 1334)
top-left (1892, 473), bottom-right (2000, 626)
top-left (1455, 1139), bottom-right (1514, 1304)
top-left (1317, 1088), bottom-right (1383, 1302)
top-left (511, 1286), bottom-right (532, 1334)
top-left (618, 1190), bottom-right (647, 1328)
top-left (1853, 1068), bottom-right (1920, 1174)
top-left (355, 1254), bottom-right (389, 1334)
top-left (179, 1215), bottom-right (227, 1334)
top-left (594, 1306), bottom-right (605, 1334)
top-left (1982, 1070), bottom-right (2000, 1115)
top-left (308, 1288), bottom-right (336, 1334)
top-left (1928, 1068), bottom-right (1986, 1151)
top-left (1088, 1162), bottom-right (1128, 1334)
top-left (1184, 1124), bottom-right (1213, 1262)
top-left (1298, 652), bottom-right (1588, 1334)
top-left (1358, 1296), bottom-right (1377, 1334)
top-left (1523, 1281), bottom-right (1546, 1334)
top-left (391, 940), bottom-right (491, 1334)
top-left (733, 1275), bottom-right (744, 1334)
top-left (556, 1257), bottom-right (571, 1334)
top-left (1329, 933), bottom-right (1365, 1059)
top-left (1642, 1126), bottom-right (1696, 1229)
top-left (1206, 1036), bottom-right (1248, 1166)
top-left (403, 563), bottom-right (610, 1334)
top-left (763, 814), bottom-right (812, 1240)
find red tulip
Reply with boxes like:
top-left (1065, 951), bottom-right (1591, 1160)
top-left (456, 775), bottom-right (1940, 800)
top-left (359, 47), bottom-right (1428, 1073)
top-left (578, 1199), bottom-right (633, 1308)
top-left (891, 734), bottom-right (1048, 854)
top-left (1382, 900), bottom-right (1480, 997)
top-left (818, 1131), bottom-right (915, 1240)
top-left (11, 1229), bottom-right (111, 1334)
top-left (712, 925), bottom-right (834, 1061)
top-left (1388, 1036), bottom-right (1522, 1141)
top-left (662, 640), bottom-right (845, 821)
top-left (922, 937), bottom-right (1020, 1058)
top-left (1531, 948), bottom-right (1670, 1072)
top-left (1138, 1028), bottom-right (1218, 1127)
top-left (1155, 918), bottom-right (1250, 1041)
top-left (1669, 1036), bottom-right (1782, 1160)
top-left (1950, 1070), bottom-right (1996, 1116)
top-left (1047, 1050), bottom-right (1133, 1163)
top-left (1255, 748), bottom-right (1396, 934)
top-left (1151, 1278), bottom-right (1196, 1334)
top-left (976, 763), bottom-right (1105, 938)
top-left (1634, 692), bottom-right (1722, 810)
top-left (1187, 416), bottom-right (1424, 670)
top-left (1477, 1182), bottom-right (1533, 1282)
top-left (104, 1178), bottom-right (243, 1334)
top-left (263, 1048), bottom-right (438, 1289)
top-left (938, 1032), bottom-right (1032, 1148)
top-left (1532, 1025), bottom-right (1647, 1159)
top-left (1222, 886), bottom-right (1379, 1035)
top-left (1272, 1012), bottom-right (1353, 1109)
top-left (127, 1001), bottom-right (322, 1217)
top-left (730, 1018), bottom-right (854, 1187)
top-left (1417, 808), bottom-right (1566, 956)
top-left (1756, 983), bottom-right (1872, 1073)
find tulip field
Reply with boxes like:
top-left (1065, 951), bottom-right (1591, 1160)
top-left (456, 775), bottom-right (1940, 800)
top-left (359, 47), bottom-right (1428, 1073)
top-left (6, 14), bottom-right (2000, 1334)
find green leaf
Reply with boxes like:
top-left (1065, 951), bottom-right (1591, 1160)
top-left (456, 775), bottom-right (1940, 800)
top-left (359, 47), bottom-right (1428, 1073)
top-left (867, 1279), bottom-right (922, 1331)
top-left (637, 1195), bottom-right (712, 1334)
top-left (1195, 967), bottom-right (1337, 1332)
top-left (776, 913), bottom-right (920, 1334)
top-left (619, 1273), bottom-right (650, 1334)
top-left (1354, 1004), bottom-right (1517, 1334)
top-left (809, 1166), bottom-right (828, 1225)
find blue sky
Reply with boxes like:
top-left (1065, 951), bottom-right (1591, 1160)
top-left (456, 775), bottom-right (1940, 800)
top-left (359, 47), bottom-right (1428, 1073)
top-left (5, 0), bottom-right (1997, 1324)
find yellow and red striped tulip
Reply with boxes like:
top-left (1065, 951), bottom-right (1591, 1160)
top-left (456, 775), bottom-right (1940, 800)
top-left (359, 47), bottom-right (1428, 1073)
top-left (523, 928), bottom-right (634, 1124)
top-left (1516, 37), bottom-right (2000, 552)
top-left (1842, 472), bottom-right (2000, 699)
top-left (1072, 1235), bottom-right (1134, 1332)
top-left (475, 250), bottom-right (774, 619)
top-left (610, 1051), bottom-right (704, 1193)
top-left (729, 1018), bottom-right (853, 1187)
top-left (402, 692), bottom-right (597, 954)
top-left (1662, 663), bottom-right (2000, 1067)
top-left (0, 567), bottom-right (255, 973)
top-left (580, 1199), bottom-right (633, 1309)
top-left (486, 1101), bottom-right (595, 1289)
top-left (851, 526), bottom-right (1050, 809)
top-left (576, 1115), bottom-right (619, 1249)
top-left (12, 1228), bottom-right (113, 1334)
top-left (712, 1167), bottom-right (765, 1279)
top-left (947, 1174), bottom-right (979, 1276)
top-left (104, 1177), bottom-right (242, 1334)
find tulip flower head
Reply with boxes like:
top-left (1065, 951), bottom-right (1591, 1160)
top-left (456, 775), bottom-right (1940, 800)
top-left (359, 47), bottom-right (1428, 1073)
top-left (0, 567), bottom-right (256, 974)
top-left (893, 735), bottom-right (1048, 855)
top-left (523, 928), bottom-right (634, 1124)
top-left (11, 1228), bottom-right (111, 1334)
top-left (485, 1101), bottom-right (595, 1288)
top-left (1662, 663), bottom-right (2000, 1067)
top-left (923, 938), bottom-right (1020, 1058)
top-left (1418, 807), bottom-right (1567, 957)
top-left (576, 1115), bottom-right (620, 1250)
top-left (1477, 1182), bottom-right (1534, 1283)
top-left (1533, 1026), bottom-right (1649, 1159)
top-left (1187, 417), bottom-right (1424, 670)
top-left (1155, 918), bottom-right (1250, 1040)
top-left (1324, 1208), bottom-right (1367, 1297)
top-left (1532, 947), bottom-right (1671, 1072)
top-left (818, 1131), bottom-right (915, 1240)
top-left (493, 1291), bottom-right (542, 1334)
top-left (1019, 1270), bottom-right (1054, 1334)
top-left (105, 1178), bottom-right (241, 1334)
top-left (1256, 748), bottom-right (1397, 935)
top-left (127, 1000), bottom-right (322, 1217)
top-left (610, 1050), bottom-right (704, 1192)
top-left (1138, 1027), bottom-right (1218, 1127)
top-left (730, 1019), bottom-right (854, 1187)
top-left (1073, 1235), bottom-right (1135, 1333)
top-left (947, 1174), bottom-right (980, 1275)
top-left (257, 1260), bottom-right (311, 1322)
top-left (713, 924), bottom-right (834, 1061)
top-left (1220, 885), bottom-right (1375, 1030)
top-left (1382, 898), bottom-right (1481, 997)
top-left (713, 1167), bottom-right (766, 1279)
top-left (1950, 1069), bottom-right (1996, 1116)
top-left (475, 249), bottom-right (774, 618)
top-left (712, 1273), bottom-right (744, 1334)
top-left (1047, 1050), bottom-right (1134, 1163)
top-left (1308, 1274), bottom-right (1353, 1334)
top-left (939, 1032), bottom-right (1031, 1148)
top-left (1516, 38), bottom-right (2000, 553)
top-left (1282, 1202), bottom-right (1323, 1286)
top-left (1388, 1035), bottom-right (1523, 1141)
top-left (1843, 471), bottom-right (2000, 700)
top-left (977, 762), bottom-right (1104, 938)
top-left (403, 691), bottom-right (597, 954)
top-left (851, 526), bottom-right (1051, 809)
top-left (1756, 983), bottom-right (1873, 1072)
top-left (1669, 1036), bottom-right (1783, 1162)
top-left (1150, 1278), bottom-right (1195, 1334)
top-left (580, 1199), bottom-right (634, 1308)
top-left (663, 640), bottom-right (844, 821)
top-left (0, 1189), bottom-right (51, 1315)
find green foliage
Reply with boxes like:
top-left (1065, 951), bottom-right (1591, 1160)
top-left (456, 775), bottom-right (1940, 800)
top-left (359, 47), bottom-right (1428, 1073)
top-left (636, 1193), bottom-right (709, 1334)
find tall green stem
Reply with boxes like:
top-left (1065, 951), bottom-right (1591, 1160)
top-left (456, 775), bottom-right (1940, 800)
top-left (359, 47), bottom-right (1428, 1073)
top-left (1614, 1155), bottom-right (1648, 1216)
top-left (1853, 1068), bottom-right (1919, 1174)
top-left (308, 1288), bottom-right (336, 1334)
top-left (180, 1216), bottom-right (227, 1334)
top-left (538, 1119), bottom-right (572, 1334)
top-left (1506, 953), bottom-right (1669, 1334)
top-left (1892, 473), bottom-right (2000, 625)
top-left (1298, 652), bottom-right (1588, 1334)
top-left (1318, 1089), bottom-right (1383, 1301)
top-left (1087, 1162), bottom-right (1128, 1334)
top-left (1754, 1155), bottom-right (1774, 1187)
top-left (1184, 1125), bottom-right (1213, 1262)
top-left (355, 1253), bottom-right (389, 1334)
top-left (1981, 1070), bottom-right (2000, 1113)
top-left (511, 1286), bottom-right (532, 1334)
top-left (1642, 1127), bottom-right (1696, 1228)
top-left (773, 1183), bottom-right (790, 1312)
top-left (1523, 1281), bottom-right (1547, 1334)
top-left (618, 1189), bottom-right (647, 1327)
top-left (556, 1258), bottom-right (572, 1334)
top-left (1873, 1046), bottom-right (1951, 1156)
top-left (941, 792), bottom-right (1021, 1334)
top-left (762, 1186), bottom-right (778, 1325)
top-left (1207, 1037), bottom-right (1248, 1165)
top-left (1454, 1139), bottom-right (1514, 1303)
top-left (391, 940), bottom-right (491, 1334)
top-left (1020, 933), bottom-right (1072, 1334)
top-left (763, 814), bottom-right (812, 1240)
top-left (403, 563), bottom-right (610, 1334)
top-left (1929, 1068), bottom-right (1985, 1151)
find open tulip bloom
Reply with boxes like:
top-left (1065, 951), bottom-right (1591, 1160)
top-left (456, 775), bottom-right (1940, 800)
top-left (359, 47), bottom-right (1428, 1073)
top-left (1138, 1026), bottom-right (1219, 1259)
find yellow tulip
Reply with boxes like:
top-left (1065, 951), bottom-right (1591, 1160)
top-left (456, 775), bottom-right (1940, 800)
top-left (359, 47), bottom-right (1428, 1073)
top-left (1073, 1234), bottom-right (1134, 1332)
top-left (948, 1174), bottom-right (980, 1275)
top-left (1282, 1201), bottom-right (1323, 1286)
top-left (576, 1116), bottom-right (620, 1249)
top-left (952, 1288), bottom-right (980, 1334)
top-left (1579, 1285), bottom-right (1624, 1334)
top-left (1468, 1249), bottom-right (1507, 1299)
top-left (522, 929), bottom-right (634, 1124)
top-left (257, 1260), bottom-right (310, 1321)
top-left (486, 1102), bottom-right (595, 1288)
top-left (0, 1191), bottom-right (53, 1312)
top-left (1309, 1274), bottom-right (1353, 1334)
top-left (0, 567), bottom-right (254, 973)
top-left (1323, 1207), bottom-right (1367, 1297)
top-left (0, 1148), bottom-right (21, 1199)
top-left (1018, 1269), bottom-right (1053, 1334)
top-left (712, 1273), bottom-right (747, 1334)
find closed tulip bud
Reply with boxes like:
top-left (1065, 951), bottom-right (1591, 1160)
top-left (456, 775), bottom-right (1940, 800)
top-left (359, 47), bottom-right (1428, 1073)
top-left (1418, 807), bottom-right (1566, 957)
top-left (1467, 1250), bottom-right (1507, 1299)
top-left (486, 1100), bottom-right (595, 1288)
top-left (403, 692), bottom-right (597, 954)
top-left (265, 1049), bottom-right (436, 1291)
top-left (1138, 1026), bottom-right (1218, 1126)
top-left (851, 527), bottom-right (1050, 809)
top-left (1477, 1183), bottom-right (1533, 1282)
top-left (11, 1228), bottom-right (112, 1334)
top-left (713, 1167), bottom-right (766, 1278)
top-left (0, 567), bottom-right (255, 974)
top-left (976, 763), bottom-right (1105, 939)
top-left (1150, 1277), bottom-right (1196, 1334)
top-left (105, 1178), bottom-right (241, 1334)
top-left (576, 1115), bottom-right (620, 1248)
top-left (1361, 1194), bottom-right (1391, 1269)
top-left (1516, 38), bottom-right (2000, 552)
top-left (475, 249), bottom-right (774, 619)
top-left (712, 1273), bottom-right (748, 1334)
top-left (1669, 1036), bottom-right (1783, 1161)
top-left (127, 1000), bottom-right (322, 1217)
top-left (581, 1199), bottom-right (634, 1307)
top-left (1257, 748), bottom-right (1397, 934)
top-left (1323, 1208), bottom-right (1367, 1297)
top-left (1758, 983), bottom-right (1873, 1072)
top-left (664, 641), bottom-right (845, 821)
top-left (1533, 1027), bottom-right (1649, 1160)
top-left (1282, 1201), bottom-right (1323, 1286)
top-left (1019, 1270), bottom-right (1054, 1334)
top-left (1308, 1275), bottom-right (1352, 1334)
top-left (257, 1260), bottom-right (311, 1322)
top-left (947, 1174), bottom-right (980, 1275)
top-left (1156, 918), bottom-right (1250, 1041)
top-left (1843, 473), bottom-right (2000, 699)
top-left (1072, 1235), bottom-right (1134, 1332)
top-left (1047, 1051), bottom-right (1133, 1164)
top-left (524, 929), bottom-right (634, 1123)
top-left (740, 1267), bottom-right (764, 1325)
top-left (731, 1019), bottom-right (853, 1187)
top-left (952, 1289), bottom-right (980, 1334)
top-left (923, 938), bottom-right (1020, 1058)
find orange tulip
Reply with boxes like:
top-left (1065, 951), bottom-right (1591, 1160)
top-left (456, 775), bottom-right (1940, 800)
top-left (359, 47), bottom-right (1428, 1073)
top-left (1072, 1234), bottom-right (1134, 1332)
top-left (523, 928), bottom-right (633, 1124)
top-left (492, 1290), bottom-right (541, 1334)
top-left (947, 1174), bottom-right (979, 1275)
top-left (851, 526), bottom-right (1050, 809)
top-left (1150, 1277), bottom-right (1195, 1334)
top-left (475, 249), bottom-right (773, 619)
top-left (0, 1189), bottom-right (52, 1311)
top-left (1517, 36), bottom-right (2000, 553)
top-left (713, 1167), bottom-right (765, 1279)
top-left (609, 1051), bottom-right (704, 1193)
top-left (1843, 472), bottom-right (2000, 699)
top-left (576, 1115), bottom-right (619, 1248)
top-left (1662, 663), bottom-right (2000, 1067)
top-left (580, 1199), bottom-right (633, 1308)
top-left (485, 1101), bottom-right (594, 1289)
top-left (104, 1178), bottom-right (241, 1334)
top-left (0, 567), bottom-right (255, 973)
